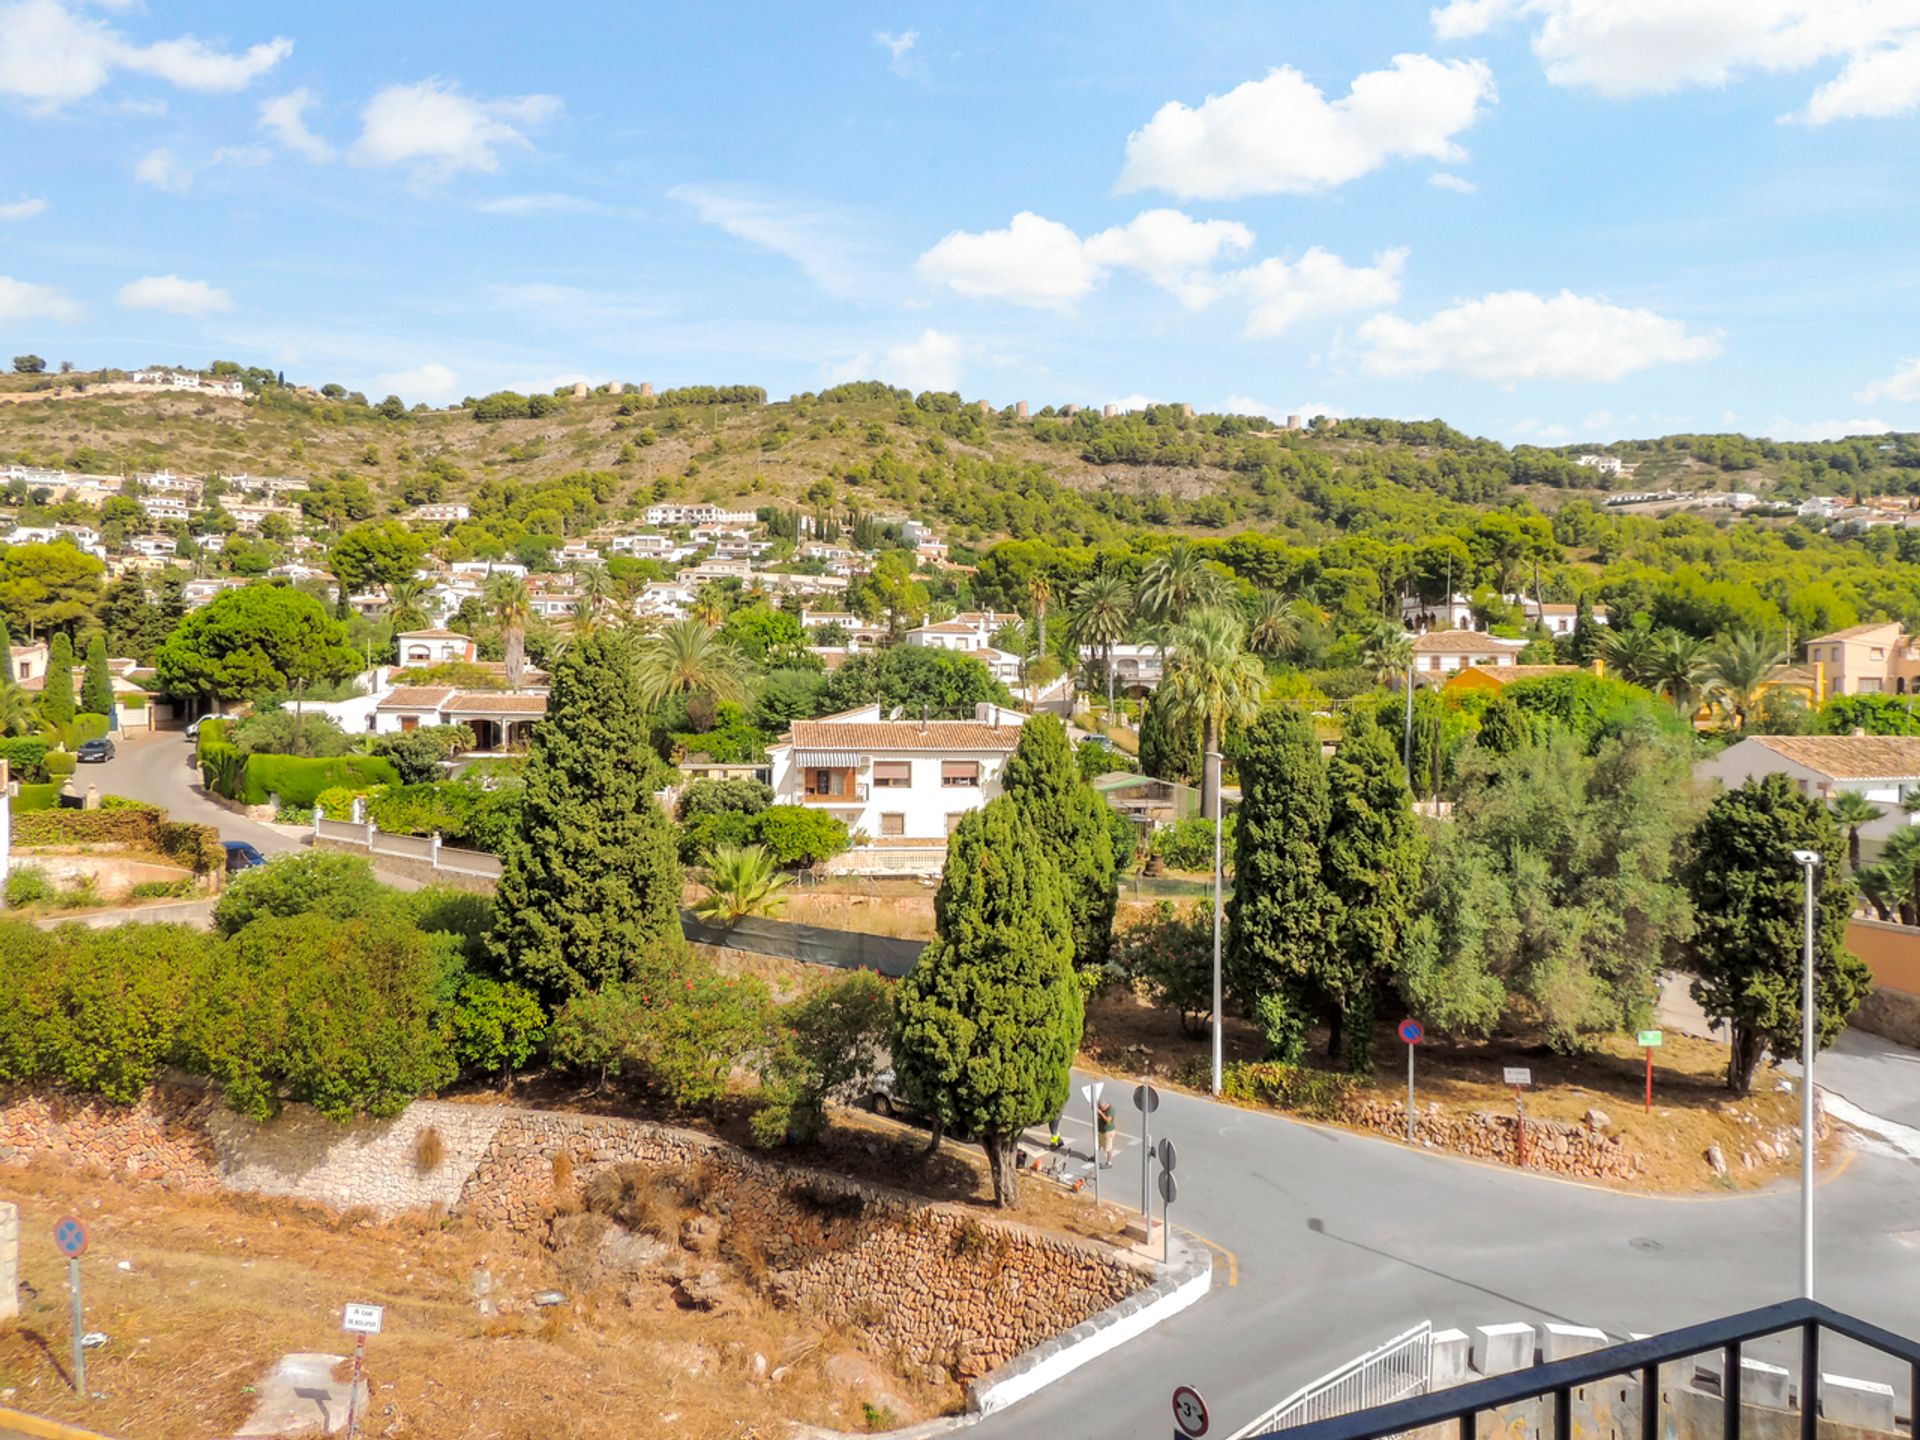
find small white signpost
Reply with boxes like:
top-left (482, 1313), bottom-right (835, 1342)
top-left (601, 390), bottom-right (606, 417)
top-left (1504, 1068), bottom-right (1532, 1167)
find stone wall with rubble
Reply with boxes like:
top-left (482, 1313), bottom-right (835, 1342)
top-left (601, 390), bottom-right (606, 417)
top-left (0, 1084), bottom-right (1148, 1379)
top-left (1341, 1098), bottom-right (1642, 1181)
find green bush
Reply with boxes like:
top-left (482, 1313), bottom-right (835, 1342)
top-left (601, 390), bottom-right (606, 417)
top-left (229, 710), bottom-right (355, 758)
top-left (197, 718), bottom-right (243, 798)
top-left (130, 878), bottom-right (196, 900)
top-left (752, 970), bottom-right (891, 1147)
top-left (121, 692), bottom-right (146, 709)
top-left (212, 851), bottom-right (390, 936)
top-left (6, 867), bottom-right (53, 906)
top-left (43, 751), bottom-right (76, 780)
top-left (0, 735), bottom-right (49, 780)
top-left (679, 810), bottom-right (758, 864)
top-left (66, 713), bottom-right (108, 747)
top-left (550, 965), bottom-right (773, 1111)
top-left (1150, 815), bottom-right (1233, 873)
top-left (1191, 1058), bottom-right (1359, 1121)
top-left (369, 725), bottom-right (474, 784)
top-left (13, 783), bottom-right (60, 812)
top-left (449, 975), bottom-right (547, 1082)
top-left (753, 805), bottom-right (849, 867)
top-left (240, 753), bottom-right (400, 807)
top-left (313, 785), bottom-right (375, 820)
top-left (12, 806), bottom-right (223, 873)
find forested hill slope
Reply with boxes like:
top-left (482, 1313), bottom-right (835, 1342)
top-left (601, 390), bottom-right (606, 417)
top-left (2, 367), bottom-right (1914, 557)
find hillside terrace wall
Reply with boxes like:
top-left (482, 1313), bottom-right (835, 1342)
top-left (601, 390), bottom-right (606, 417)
top-left (0, 1084), bottom-right (1149, 1380)
top-left (1343, 1098), bottom-right (1641, 1181)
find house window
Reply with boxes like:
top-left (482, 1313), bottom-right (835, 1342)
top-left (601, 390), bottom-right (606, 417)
top-left (881, 812), bottom-right (905, 837)
top-left (945, 812), bottom-right (966, 835)
top-left (941, 760), bottom-right (980, 787)
top-left (873, 761), bottom-right (912, 788)
top-left (805, 768), bottom-right (852, 798)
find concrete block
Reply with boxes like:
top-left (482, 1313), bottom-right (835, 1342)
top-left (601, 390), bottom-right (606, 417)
top-left (1823, 1374), bottom-right (1897, 1431)
top-left (1430, 1329), bottom-right (1472, 1387)
top-left (1475, 1322), bottom-right (1536, 1376)
top-left (1739, 1357), bottom-right (1791, 1410)
top-left (1541, 1323), bottom-right (1610, 1362)
top-left (0, 1200), bottom-right (15, 1322)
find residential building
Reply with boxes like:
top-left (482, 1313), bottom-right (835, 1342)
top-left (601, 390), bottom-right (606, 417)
top-left (1410, 630), bottom-right (1527, 680)
top-left (766, 702), bottom-right (1028, 869)
top-left (141, 470), bottom-right (201, 495)
top-left (556, 541), bottom-right (603, 566)
top-left (1574, 454), bottom-right (1625, 476)
top-left (644, 502), bottom-right (756, 527)
top-left (1523, 599), bottom-right (1609, 637)
top-left (1444, 663), bottom-right (1595, 695)
top-left (1081, 642), bottom-right (1169, 692)
top-left (407, 503), bottom-right (471, 523)
top-left (677, 558), bottom-right (753, 586)
top-left (450, 560), bottom-right (527, 580)
top-left (396, 629), bottom-right (476, 666)
top-left (127, 534), bottom-right (178, 559)
top-left (9, 641), bottom-right (48, 682)
top-left (609, 533), bottom-right (689, 561)
top-left (1806, 622), bottom-right (1919, 696)
top-left (182, 577), bottom-right (246, 609)
top-left (130, 368), bottom-right (245, 399)
top-left (1697, 735), bottom-right (1920, 843)
top-left (372, 685), bottom-right (547, 749)
top-left (1402, 593), bottom-right (1478, 633)
top-left (139, 495), bottom-right (190, 523)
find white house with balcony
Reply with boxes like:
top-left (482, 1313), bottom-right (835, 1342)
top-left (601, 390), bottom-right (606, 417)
top-left (645, 502), bottom-right (756, 527)
top-left (1410, 630), bottom-right (1528, 681)
top-left (766, 702), bottom-right (1027, 872)
top-left (396, 629), bottom-right (476, 666)
top-left (1080, 642), bottom-right (1169, 692)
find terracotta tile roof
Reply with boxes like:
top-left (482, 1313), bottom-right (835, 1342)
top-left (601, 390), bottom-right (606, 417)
top-left (376, 686), bottom-right (457, 710)
top-left (783, 719), bottom-right (1021, 752)
top-left (446, 692), bottom-right (547, 714)
top-left (1747, 735), bottom-right (1920, 779)
top-left (1451, 664), bottom-right (1586, 686)
top-left (1412, 631), bottom-right (1527, 655)
top-left (1813, 622), bottom-right (1904, 643)
top-left (911, 621), bottom-right (977, 635)
top-left (396, 628), bottom-right (471, 640)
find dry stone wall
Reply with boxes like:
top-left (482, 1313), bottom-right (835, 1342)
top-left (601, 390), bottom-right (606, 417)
top-left (1343, 1099), bottom-right (1640, 1181)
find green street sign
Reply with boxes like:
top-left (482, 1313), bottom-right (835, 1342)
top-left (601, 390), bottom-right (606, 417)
top-left (1637, 1030), bottom-right (1664, 1048)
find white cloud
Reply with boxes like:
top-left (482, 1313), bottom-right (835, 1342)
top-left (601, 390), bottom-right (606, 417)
top-left (353, 80), bottom-right (560, 177)
top-left (1764, 416), bottom-right (1892, 440)
top-left (117, 274), bottom-right (234, 316)
top-left (0, 275), bottom-right (79, 323)
top-left (918, 208), bottom-right (1254, 310)
top-left (374, 362), bottom-right (460, 405)
top-left (259, 87), bottom-right (334, 161)
top-left (133, 142), bottom-right (267, 192)
top-left (1581, 408), bottom-right (1617, 432)
top-left (1429, 171), bottom-right (1478, 193)
top-left (1432, 0), bottom-right (1920, 118)
top-left (826, 329), bottom-right (965, 393)
top-left (1237, 246), bottom-right (1406, 337)
top-left (1508, 418), bottom-right (1573, 441)
top-left (671, 184), bottom-right (872, 297)
top-left (1118, 54), bottom-right (1496, 199)
top-left (475, 192), bottom-right (598, 216)
top-left (1106, 393), bottom-right (1160, 413)
top-left (0, 197), bottom-right (46, 220)
top-left (875, 29), bottom-right (919, 77)
top-left (0, 0), bottom-right (290, 109)
top-left (508, 371), bottom-right (610, 396)
top-left (1222, 395), bottom-right (1342, 422)
top-left (1856, 358), bottom-right (1920, 405)
top-left (1357, 290), bottom-right (1722, 385)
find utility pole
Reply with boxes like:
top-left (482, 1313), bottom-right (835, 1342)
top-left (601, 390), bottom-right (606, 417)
top-left (1209, 747), bottom-right (1224, 1096)
top-left (1792, 849), bottom-right (1820, 1298)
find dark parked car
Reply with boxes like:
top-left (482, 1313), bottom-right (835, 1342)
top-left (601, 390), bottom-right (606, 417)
top-left (76, 738), bottom-right (115, 763)
top-left (222, 841), bottom-right (267, 873)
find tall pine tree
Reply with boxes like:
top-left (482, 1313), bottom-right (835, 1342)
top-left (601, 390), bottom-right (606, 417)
top-left (1322, 713), bottom-right (1427, 1073)
top-left (1224, 705), bottom-right (1332, 1060)
top-left (1000, 713), bottom-right (1116, 970)
top-left (81, 634), bottom-right (114, 716)
top-left (41, 632), bottom-right (73, 731)
top-left (490, 627), bottom-right (686, 1003)
top-left (892, 798), bottom-right (1080, 1209)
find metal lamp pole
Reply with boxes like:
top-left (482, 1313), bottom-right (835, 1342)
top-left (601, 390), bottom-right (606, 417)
top-left (1790, 848), bottom-right (1820, 1299)
top-left (1209, 747), bottom-right (1224, 1096)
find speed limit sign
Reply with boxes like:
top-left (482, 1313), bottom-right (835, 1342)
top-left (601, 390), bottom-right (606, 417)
top-left (1173, 1384), bottom-right (1210, 1437)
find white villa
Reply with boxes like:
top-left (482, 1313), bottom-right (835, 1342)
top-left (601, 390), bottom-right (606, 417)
top-left (645, 503), bottom-right (757, 527)
top-left (766, 702), bottom-right (1028, 873)
top-left (1411, 631), bottom-right (1528, 680)
top-left (1081, 642), bottom-right (1169, 691)
top-left (396, 629), bottom-right (477, 666)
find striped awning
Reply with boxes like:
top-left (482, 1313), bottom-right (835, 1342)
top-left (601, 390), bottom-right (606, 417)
top-left (794, 750), bottom-right (862, 767)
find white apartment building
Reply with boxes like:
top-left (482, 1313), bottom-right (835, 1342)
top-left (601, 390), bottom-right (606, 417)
top-left (183, 578), bottom-right (246, 609)
top-left (449, 560), bottom-right (527, 579)
top-left (1081, 642), bottom-right (1169, 691)
top-left (127, 534), bottom-right (179, 559)
top-left (677, 558), bottom-right (753, 585)
top-left (139, 495), bottom-right (190, 522)
top-left (645, 503), bottom-right (756, 527)
top-left (141, 471), bottom-right (201, 495)
top-left (610, 533), bottom-right (691, 561)
top-left (130, 369), bottom-right (245, 399)
top-left (557, 542), bottom-right (603, 566)
top-left (766, 703), bottom-right (1027, 862)
top-left (1411, 631), bottom-right (1527, 680)
top-left (1575, 454), bottom-right (1625, 476)
top-left (396, 628), bottom-right (476, 665)
top-left (408, 503), bottom-right (471, 523)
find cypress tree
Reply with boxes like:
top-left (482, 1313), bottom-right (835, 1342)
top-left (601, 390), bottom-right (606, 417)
top-left (81, 634), bottom-right (114, 716)
top-left (0, 618), bottom-right (12, 684)
top-left (41, 632), bottom-right (74, 730)
top-left (491, 627), bottom-right (687, 1003)
top-left (1477, 694), bottom-right (1530, 755)
top-left (1322, 713), bottom-right (1428, 1074)
top-left (1224, 705), bottom-right (1333, 1060)
top-left (1000, 713), bottom-right (1116, 970)
top-left (892, 798), bottom-right (1080, 1209)
top-left (1138, 685), bottom-right (1202, 785)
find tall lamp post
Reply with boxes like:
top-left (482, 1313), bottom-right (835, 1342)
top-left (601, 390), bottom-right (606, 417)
top-left (1209, 747), bottom-right (1224, 1096)
top-left (1790, 848), bottom-right (1820, 1299)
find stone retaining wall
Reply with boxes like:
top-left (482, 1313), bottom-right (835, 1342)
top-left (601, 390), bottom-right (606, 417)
top-left (1343, 1099), bottom-right (1640, 1181)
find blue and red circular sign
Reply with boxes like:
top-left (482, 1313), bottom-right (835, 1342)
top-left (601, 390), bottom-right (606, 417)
top-left (1398, 1019), bottom-right (1425, 1045)
top-left (53, 1215), bottom-right (88, 1258)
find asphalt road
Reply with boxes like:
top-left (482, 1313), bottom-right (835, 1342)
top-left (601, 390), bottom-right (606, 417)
top-left (978, 1066), bottom-right (1920, 1440)
top-left (76, 728), bottom-right (304, 856)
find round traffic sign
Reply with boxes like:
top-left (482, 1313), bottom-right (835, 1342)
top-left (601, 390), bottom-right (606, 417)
top-left (53, 1215), bottom-right (88, 1259)
top-left (1133, 1082), bottom-right (1160, 1114)
top-left (1173, 1383), bottom-right (1210, 1437)
top-left (1398, 1018), bottom-right (1424, 1045)
top-left (1158, 1170), bottom-right (1179, 1206)
top-left (1157, 1137), bottom-right (1179, 1173)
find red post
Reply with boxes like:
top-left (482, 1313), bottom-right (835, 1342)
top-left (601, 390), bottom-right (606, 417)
top-left (345, 1332), bottom-right (365, 1440)
top-left (1645, 1046), bottom-right (1654, 1114)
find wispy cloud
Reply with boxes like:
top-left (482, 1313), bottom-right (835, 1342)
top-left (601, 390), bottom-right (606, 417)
top-left (874, 29), bottom-right (920, 78)
top-left (475, 192), bottom-right (601, 217)
top-left (0, 0), bottom-right (291, 111)
top-left (0, 197), bottom-right (47, 220)
top-left (670, 183), bottom-right (878, 298)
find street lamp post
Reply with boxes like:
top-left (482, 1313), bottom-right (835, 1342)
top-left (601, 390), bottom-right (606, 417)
top-left (1209, 747), bottom-right (1224, 1097)
top-left (1790, 848), bottom-right (1820, 1299)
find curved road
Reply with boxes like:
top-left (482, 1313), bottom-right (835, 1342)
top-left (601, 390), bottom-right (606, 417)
top-left (77, 728), bottom-right (304, 856)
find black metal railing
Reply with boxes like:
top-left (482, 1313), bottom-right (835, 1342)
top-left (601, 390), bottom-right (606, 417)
top-left (1253, 1299), bottom-right (1920, 1440)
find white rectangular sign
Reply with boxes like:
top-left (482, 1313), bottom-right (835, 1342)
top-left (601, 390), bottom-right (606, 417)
top-left (342, 1302), bottom-right (384, 1335)
top-left (1503, 1067), bottom-right (1532, 1087)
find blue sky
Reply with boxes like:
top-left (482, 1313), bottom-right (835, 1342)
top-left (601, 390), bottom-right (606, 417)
top-left (5, 0), bottom-right (1920, 444)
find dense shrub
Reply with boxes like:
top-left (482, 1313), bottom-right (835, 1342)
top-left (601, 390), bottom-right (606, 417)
top-left (240, 753), bottom-right (400, 807)
top-left (197, 718), bottom-right (243, 797)
top-left (1150, 815), bottom-right (1234, 873)
top-left (680, 810), bottom-right (758, 864)
top-left (13, 783), bottom-right (60, 812)
top-left (13, 804), bottom-right (223, 873)
top-left (370, 724), bottom-right (475, 783)
top-left (364, 779), bottom-right (523, 854)
top-left (752, 970), bottom-right (891, 1146)
top-left (66, 713), bottom-right (108, 747)
top-left (1116, 901), bottom-right (1214, 1034)
top-left (1191, 1058), bottom-right (1360, 1120)
top-left (43, 751), bottom-right (76, 781)
top-left (449, 975), bottom-right (547, 1082)
top-left (752, 805), bottom-right (849, 867)
top-left (0, 736), bottom-right (49, 781)
top-left (212, 851), bottom-right (390, 936)
top-left (550, 965), bottom-right (773, 1110)
top-left (6, 867), bottom-right (53, 905)
top-left (229, 709), bottom-right (355, 757)
top-left (676, 778), bottom-right (771, 863)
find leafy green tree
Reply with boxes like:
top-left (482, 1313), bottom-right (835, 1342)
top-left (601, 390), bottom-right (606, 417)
top-left (229, 709), bottom-right (355, 757)
top-left (491, 627), bottom-right (686, 1003)
top-left (1683, 774), bottom-right (1869, 1094)
top-left (484, 573), bottom-right (532, 688)
top-left (153, 586), bottom-right (360, 707)
top-left (1001, 713), bottom-right (1116, 970)
top-left (1477, 693), bottom-right (1531, 754)
top-left (1225, 706), bottom-right (1332, 1059)
top-left (1067, 571), bottom-right (1132, 716)
top-left (1829, 791), bottom-right (1886, 871)
top-left (369, 723), bottom-right (475, 782)
top-left (0, 617), bottom-right (13, 684)
top-left (891, 798), bottom-right (1080, 1208)
top-left (0, 541), bottom-right (107, 636)
top-left (1138, 685), bottom-right (1201, 784)
top-left (1703, 629), bottom-right (1786, 730)
top-left (40, 631), bottom-right (72, 729)
top-left (449, 976), bottom-right (548, 1085)
top-left (1136, 541), bottom-right (1229, 624)
top-left (753, 970), bottom-right (892, 1146)
top-left (1320, 716), bottom-right (1426, 1072)
top-left (1117, 900), bottom-right (1214, 1037)
top-left (753, 805), bottom-right (849, 867)
top-left (80, 633), bottom-right (112, 716)
top-left (330, 521), bottom-right (428, 599)
top-left (818, 644), bottom-right (1010, 717)
top-left (12, 355), bottom-right (45, 374)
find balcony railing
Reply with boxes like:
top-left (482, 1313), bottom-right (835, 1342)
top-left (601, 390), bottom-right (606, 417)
top-left (1249, 1300), bottom-right (1919, 1440)
top-left (802, 783), bottom-right (868, 805)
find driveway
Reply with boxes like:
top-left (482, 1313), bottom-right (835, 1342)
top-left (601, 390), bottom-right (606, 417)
top-left (72, 729), bottom-right (303, 857)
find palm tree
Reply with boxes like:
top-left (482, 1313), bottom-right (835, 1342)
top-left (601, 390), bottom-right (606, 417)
top-left (1600, 623), bottom-right (1661, 688)
top-left (484, 573), bottom-right (532, 688)
top-left (569, 596), bottom-right (599, 636)
top-left (1702, 629), bottom-right (1787, 729)
top-left (1647, 629), bottom-right (1708, 716)
top-left (694, 845), bottom-right (789, 923)
top-left (386, 580), bottom-right (431, 635)
top-left (691, 585), bottom-right (729, 628)
top-left (574, 563), bottom-right (611, 622)
top-left (0, 680), bottom-right (37, 736)
top-left (1883, 825), bottom-right (1920, 926)
top-left (1160, 607), bottom-right (1265, 820)
top-left (1245, 590), bottom-right (1301, 659)
top-left (1854, 861), bottom-right (1902, 923)
top-left (1137, 541), bottom-right (1228, 626)
top-left (1067, 571), bottom-right (1132, 721)
top-left (1027, 572), bottom-right (1052, 659)
top-left (1830, 791), bottom-right (1886, 870)
top-left (1361, 621), bottom-right (1416, 689)
top-left (635, 618), bottom-right (751, 708)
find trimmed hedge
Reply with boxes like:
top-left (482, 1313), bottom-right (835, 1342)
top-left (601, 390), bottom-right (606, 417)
top-left (14, 783), bottom-right (60, 812)
top-left (67, 714), bottom-right (108, 747)
top-left (43, 751), bottom-right (76, 780)
top-left (0, 736), bottom-right (49, 782)
top-left (12, 803), bottom-right (224, 874)
top-left (241, 753), bottom-right (399, 807)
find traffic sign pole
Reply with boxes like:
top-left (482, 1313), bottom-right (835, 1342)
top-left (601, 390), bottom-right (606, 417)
top-left (1398, 1019), bottom-right (1423, 1144)
top-left (68, 1257), bottom-right (84, 1399)
top-left (1637, 1030), bottom-right (1663, 1115)
top-left (1503, 1068), bottom-right (1532, 1168)
top-left (1173, 1383), bottom-right (1211, 1439)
